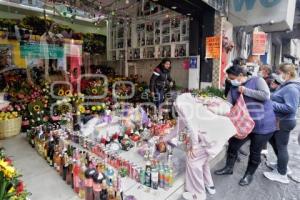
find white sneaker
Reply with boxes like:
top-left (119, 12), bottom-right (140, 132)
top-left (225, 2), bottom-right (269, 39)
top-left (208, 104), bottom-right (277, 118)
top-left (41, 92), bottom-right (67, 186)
top-left (266, 161), bottom-right (292, 175)
top-left (263, 169), bottom-right (290, 184)
top-left (261, 149), bottom-right (268, 155)
top-left (205, 185), bottom-right (216, 195)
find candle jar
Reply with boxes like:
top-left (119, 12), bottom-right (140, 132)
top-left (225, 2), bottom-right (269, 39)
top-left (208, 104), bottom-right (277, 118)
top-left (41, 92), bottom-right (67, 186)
top-left (66, 163), bottom-right (73, 185)
top-left (73, 161), bottom-right (80, 193)
top-left (79, 165), bottom-right (86, 199)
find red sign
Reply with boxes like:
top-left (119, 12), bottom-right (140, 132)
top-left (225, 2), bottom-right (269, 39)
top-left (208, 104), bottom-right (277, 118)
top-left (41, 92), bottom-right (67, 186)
top-left (252, 32), bottom-right (267, 55)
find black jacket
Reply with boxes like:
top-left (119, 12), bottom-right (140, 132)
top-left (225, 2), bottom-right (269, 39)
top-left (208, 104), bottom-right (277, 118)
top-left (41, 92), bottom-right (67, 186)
top-left (150, 66), bottom-right (172, 93)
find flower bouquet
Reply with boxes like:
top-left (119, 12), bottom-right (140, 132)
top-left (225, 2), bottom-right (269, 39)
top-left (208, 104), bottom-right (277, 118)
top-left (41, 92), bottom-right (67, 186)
top-left (0, 148), bottom-right (30, 200)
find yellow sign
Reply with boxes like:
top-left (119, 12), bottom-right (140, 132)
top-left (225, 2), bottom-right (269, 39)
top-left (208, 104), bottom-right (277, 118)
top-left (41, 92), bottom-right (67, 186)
top-left (206, 36), bottom-right (221, 59)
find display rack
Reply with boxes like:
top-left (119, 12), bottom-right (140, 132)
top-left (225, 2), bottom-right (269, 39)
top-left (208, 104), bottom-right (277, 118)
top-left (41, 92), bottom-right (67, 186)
top-left (107, 1), bottom-right (190, 61)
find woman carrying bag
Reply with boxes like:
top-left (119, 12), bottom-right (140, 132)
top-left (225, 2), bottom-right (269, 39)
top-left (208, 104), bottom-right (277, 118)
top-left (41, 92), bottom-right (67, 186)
top-left (264, 63), bottom-right (300, 184)
top-left (215, 65), bottom-right (276, 186)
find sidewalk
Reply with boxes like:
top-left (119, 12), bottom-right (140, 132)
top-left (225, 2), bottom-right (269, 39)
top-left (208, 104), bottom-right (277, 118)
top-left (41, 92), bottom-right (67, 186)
top-left (207, 119), bottom-right (300, 200)
top-left (1, 134), bottom-right (79, 200)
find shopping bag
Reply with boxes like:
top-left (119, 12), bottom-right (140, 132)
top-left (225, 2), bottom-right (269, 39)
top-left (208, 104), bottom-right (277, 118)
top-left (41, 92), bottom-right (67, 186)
top-left (226, 94), bottom-right (255, 139)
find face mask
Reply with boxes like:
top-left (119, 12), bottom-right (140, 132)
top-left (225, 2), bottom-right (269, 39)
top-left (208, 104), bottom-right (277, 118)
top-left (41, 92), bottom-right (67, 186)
top-left (231, 79), bottom-right (241, 86)
top-left (279, 74), bottom-right (286, 83)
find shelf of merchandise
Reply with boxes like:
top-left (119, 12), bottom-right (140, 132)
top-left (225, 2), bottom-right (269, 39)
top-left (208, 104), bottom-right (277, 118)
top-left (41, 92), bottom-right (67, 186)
top-left (107, 0), bottom-right (190, 61)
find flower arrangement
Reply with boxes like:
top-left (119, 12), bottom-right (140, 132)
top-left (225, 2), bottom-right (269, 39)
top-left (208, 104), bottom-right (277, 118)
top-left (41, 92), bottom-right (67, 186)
top-left (192, 87), bottom-right (225, 99)
top-left (0, 148), bottom-right (30, 200)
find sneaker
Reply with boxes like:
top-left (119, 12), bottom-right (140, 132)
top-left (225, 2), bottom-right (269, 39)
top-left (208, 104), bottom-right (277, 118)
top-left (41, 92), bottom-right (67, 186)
top-left (261, 149), bottom-right (268, 156)
top-left (266, 161), bottom-right (292, 175)
top-left (263, 169), bottom-right (290, 184)
top-left (205, 185), bottom-right (216, 195)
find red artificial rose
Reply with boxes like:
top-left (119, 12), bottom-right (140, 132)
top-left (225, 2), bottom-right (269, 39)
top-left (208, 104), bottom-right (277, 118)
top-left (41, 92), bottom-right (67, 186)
top-left (16, 181), bottom-right (24, 194)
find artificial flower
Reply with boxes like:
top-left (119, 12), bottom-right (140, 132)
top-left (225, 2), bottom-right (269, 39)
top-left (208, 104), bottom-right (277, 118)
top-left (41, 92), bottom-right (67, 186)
top-left (78, 105), bottom-right (85, 113)
top-left (16, 181), bottom-right (24, 194)
top-left (8, 186), bottom-right (15, 194)
top-left (58, 89), bottom-right (65, 96)
top-left (65, 90), bottom-right (72, 96)
top-left (33, 105), bottom-right (40, 112)
top-left (92, 88), bottom-right (98, 95)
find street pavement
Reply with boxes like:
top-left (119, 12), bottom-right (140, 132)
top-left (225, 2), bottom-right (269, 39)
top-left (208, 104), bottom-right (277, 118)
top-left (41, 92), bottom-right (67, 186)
top-left (207, 119), bottom-right (300, 200)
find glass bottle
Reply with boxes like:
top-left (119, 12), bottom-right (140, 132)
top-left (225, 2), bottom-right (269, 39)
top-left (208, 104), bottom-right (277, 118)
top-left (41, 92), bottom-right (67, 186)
top-left (100, 180), bottom-right (108, 200)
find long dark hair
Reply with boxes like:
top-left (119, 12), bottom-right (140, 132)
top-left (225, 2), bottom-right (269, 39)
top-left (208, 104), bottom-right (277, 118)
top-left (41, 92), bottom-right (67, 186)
top-left (157, 58), bottom-right (171, 70)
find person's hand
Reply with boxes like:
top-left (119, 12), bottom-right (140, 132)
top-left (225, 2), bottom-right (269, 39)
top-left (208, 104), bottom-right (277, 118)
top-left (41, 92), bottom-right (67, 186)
top-left (238, 86), bottom-right (246, 94)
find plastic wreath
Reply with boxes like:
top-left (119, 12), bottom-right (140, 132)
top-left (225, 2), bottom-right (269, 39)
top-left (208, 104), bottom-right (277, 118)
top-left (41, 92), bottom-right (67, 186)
top-left (28, 101), bottom-right (44, 115)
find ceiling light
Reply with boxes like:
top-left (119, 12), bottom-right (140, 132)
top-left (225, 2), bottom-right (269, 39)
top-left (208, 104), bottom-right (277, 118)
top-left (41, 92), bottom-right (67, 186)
top-left (152, 0), bottom-right (159, 2)
top-left (171, 6), bottom-right (177, 10)
top-left (187, 13), bottom-right (191, 16)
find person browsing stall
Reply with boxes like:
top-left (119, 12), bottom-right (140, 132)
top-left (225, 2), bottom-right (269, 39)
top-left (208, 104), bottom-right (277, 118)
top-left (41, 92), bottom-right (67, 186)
top-left (215, 65), bottom-right (276, 186)
top-left (264, 63), bottom-right (300, 184)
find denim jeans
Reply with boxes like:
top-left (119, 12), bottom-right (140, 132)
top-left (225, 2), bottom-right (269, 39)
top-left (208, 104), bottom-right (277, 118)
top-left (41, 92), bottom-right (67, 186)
top-left (269, 120), bottom-right (296, 175)
top-left (153, 89), bottom-right (165, 108)
top-left (227, 132), bottom-right (274, 175)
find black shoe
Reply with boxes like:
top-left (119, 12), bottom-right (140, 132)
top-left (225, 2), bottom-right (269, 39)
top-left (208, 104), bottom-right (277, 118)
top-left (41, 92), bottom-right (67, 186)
top-left (239, 174), bottom-right (253, 186)
top-left (214, 166), bottom-right (234, 175)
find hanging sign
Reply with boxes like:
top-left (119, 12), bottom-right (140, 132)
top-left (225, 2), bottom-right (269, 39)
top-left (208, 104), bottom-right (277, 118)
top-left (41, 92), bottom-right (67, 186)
top-left (252, 32), bottom-right (267, 55)
top-left (20, 42), bottom-right (64, 59)
top-left (205, 36), bottom-right (221, 59)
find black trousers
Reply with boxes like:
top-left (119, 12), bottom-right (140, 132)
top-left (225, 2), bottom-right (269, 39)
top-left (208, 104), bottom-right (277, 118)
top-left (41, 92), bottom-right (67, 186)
top-left (269, 120), bottom-right (296, 175)
top-left (227, 132), bottom-right (274, 175)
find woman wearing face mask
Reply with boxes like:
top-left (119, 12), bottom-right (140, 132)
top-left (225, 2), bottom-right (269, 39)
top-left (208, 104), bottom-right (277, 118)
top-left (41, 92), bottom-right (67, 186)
top-left (264, 63), bottom-right (300, 184)
top-left (215, 65), bottom-right (276, 186)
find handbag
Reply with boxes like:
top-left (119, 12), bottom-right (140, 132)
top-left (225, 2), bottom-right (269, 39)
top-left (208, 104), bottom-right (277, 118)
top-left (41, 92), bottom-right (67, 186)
top-left (226, 94), bottom-right (255, 139)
